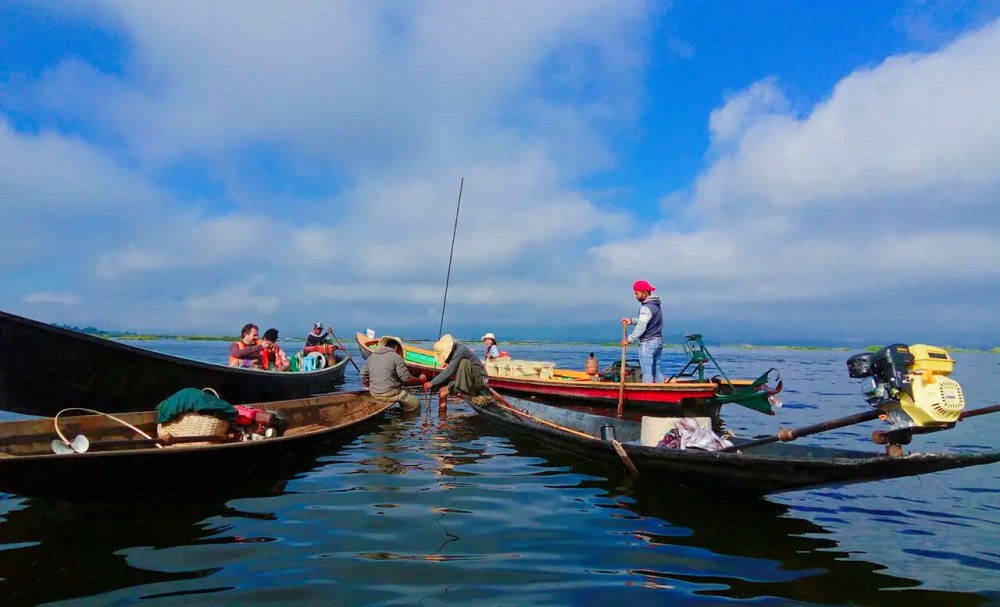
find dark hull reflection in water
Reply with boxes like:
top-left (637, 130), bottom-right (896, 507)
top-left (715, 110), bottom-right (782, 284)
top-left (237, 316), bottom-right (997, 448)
top-left (0, 432), bottom-right (365, 605)
top-left (492, 425), bottom-right (997, 606)
top-left (1, 403), bottom-right (994, 606)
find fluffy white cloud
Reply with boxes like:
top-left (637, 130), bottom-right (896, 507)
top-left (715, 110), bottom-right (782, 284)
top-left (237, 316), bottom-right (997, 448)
top-left (3, 5), bottom-right (998, 345)
top-left (592, 19), bottom-right (1000, 341)
top-left (694, 22), bottom-right (1000, 211)
top-left (0, 2), bottom-right (649, 333)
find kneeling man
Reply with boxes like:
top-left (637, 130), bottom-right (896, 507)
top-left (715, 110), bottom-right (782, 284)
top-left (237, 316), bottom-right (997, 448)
top-left (360, 336), bottom-right (427, 412)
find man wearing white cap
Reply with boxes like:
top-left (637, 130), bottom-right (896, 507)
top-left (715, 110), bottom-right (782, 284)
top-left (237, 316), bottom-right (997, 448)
top-left (305, 322), bottom-right (333, 347)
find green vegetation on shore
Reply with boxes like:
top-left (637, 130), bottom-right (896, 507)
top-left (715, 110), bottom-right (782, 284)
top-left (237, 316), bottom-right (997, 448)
top-left (55, 324), bottom-right (1000, 353)
top-left (114, 334), bottom-right (239, 342)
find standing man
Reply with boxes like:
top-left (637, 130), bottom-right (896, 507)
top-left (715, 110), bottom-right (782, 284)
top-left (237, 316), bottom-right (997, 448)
top-left (620, 280), bottom-right (663, 384)
top-left (360, 336), bottom-right (427, 412)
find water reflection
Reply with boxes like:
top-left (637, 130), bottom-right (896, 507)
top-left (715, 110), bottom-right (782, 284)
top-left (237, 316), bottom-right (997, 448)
top-left (0, 428), bottom-right (369, 605)
top-left (479, 416), bottom-right (996, 605)
top-left (0, 398), bottom-right (995, 605)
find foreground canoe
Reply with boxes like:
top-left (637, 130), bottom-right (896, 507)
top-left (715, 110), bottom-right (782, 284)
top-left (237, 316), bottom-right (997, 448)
top-left (463, 393), bottom-right (1000, 495)
top-left (357, 332), bottom-right (774, 415)
top-left (0, 391), bottom-right (393, 499)
top-left (0, 310), bottom-right (348, 416)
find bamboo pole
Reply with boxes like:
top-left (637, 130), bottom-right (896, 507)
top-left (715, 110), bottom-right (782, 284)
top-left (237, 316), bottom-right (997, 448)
top-left (616, 324), bottom-right (628, 417)
top-left (721, 402), bottom-right (1000, 454)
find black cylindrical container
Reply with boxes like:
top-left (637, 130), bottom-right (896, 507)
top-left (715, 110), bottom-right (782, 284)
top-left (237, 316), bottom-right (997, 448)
top-left (600, 424), bottom-right (616, 441)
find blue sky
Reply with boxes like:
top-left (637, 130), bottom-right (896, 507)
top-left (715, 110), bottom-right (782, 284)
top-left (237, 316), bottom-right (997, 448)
top-left (1, 1), bottom-right (998, 346)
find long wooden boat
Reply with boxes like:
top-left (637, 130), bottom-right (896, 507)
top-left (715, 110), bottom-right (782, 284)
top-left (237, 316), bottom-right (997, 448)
top-left (0, 310), bottom-right (348, 416)
top-left (463, 393), bottom-right (1000, 495)
top-left (356, 332), bottom-right (776, 415)
top-left (0, 391), bottom-right (393, 499)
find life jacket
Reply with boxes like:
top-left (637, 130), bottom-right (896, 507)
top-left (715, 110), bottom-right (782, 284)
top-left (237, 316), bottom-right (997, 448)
top-left (303, 344), bottom-right (335, 355)
top-left (229, 339), bottom-right (260, 367)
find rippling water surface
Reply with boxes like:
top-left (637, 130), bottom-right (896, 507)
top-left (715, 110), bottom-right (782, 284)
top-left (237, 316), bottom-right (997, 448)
top-left (1, 341), bottom-right (997, 605)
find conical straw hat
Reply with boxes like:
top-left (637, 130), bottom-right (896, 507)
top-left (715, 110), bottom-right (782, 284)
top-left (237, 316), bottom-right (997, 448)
top-left (433, 334), bottom-right (455, 366)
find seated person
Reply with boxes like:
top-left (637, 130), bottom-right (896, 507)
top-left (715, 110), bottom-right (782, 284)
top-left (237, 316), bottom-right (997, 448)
top-left (306, 322), bottom-right (333, 346)
top-left (229, 323), bottom-right (266, 368)
top-left (360, 336), bottom-right (427, 412)
top-left (261, 328), bottom-right (290, 371)
top-left (305, 322), bottom-right (342, 358)
top-left (423, 334), bottom-right (489, 408)
top-left (480, 332), bottom-right (509, 360)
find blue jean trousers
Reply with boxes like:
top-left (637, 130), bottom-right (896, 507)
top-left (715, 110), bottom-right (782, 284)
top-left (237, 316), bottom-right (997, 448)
top-left (639, 337), bottom-right (664, 384)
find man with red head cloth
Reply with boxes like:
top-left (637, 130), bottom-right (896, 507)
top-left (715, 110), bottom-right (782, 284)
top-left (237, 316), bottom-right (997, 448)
top-left (620, 280), bottom-right (663, 383)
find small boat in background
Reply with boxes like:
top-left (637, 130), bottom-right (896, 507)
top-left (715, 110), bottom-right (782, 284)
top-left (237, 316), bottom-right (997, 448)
top-left (0, 391), bottom-right (393, 499)
top-left (356, 331), bottom-right (781, 416)
top-left (0, 310), bottom-right (349, 417)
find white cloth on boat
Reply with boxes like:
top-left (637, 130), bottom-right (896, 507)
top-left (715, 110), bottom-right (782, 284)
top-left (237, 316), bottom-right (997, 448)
top-left (656, 418), bottom-right (733, 451)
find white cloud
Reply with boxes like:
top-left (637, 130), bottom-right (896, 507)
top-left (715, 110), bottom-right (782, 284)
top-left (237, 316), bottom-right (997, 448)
top-left (2, 5), bottom-right (997, 345)
top-left (23, 291), bottom-right (80, 305)
top-left (43, 1), bottom-right (647, 172)
top-left (694, 22), bottom-right (1000, 210)
top-left (0, 2), bottom-right (650, 333)
top-left (592, 19), bottom-right (1000, 341)
top-left (0, 119), bottom-right (161, 216)
top-left (708, 78), bottom-right (789, 145)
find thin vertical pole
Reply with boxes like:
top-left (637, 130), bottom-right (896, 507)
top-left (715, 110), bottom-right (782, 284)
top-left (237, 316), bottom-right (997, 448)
top-left (438, 178), bottom-right (464, 339)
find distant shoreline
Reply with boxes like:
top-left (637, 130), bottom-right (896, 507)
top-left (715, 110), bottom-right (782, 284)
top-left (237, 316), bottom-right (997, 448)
top-left (102, 334), bottom-right (1000, 354)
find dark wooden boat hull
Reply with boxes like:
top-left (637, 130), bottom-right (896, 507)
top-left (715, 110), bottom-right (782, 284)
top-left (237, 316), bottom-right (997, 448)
top-left (465, 394), bottom-right (1000, 495)
top-left (0, 310), bottom-right (348, 416)
top-left (0, 391), bottom-right (392, 499)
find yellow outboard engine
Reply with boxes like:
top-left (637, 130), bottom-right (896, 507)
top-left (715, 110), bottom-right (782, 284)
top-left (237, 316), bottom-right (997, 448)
top-left (846, 344), bottom-right (965, 452)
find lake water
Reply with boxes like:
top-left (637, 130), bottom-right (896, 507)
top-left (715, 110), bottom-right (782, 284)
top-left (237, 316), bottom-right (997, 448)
top-left (1, 341), bottom-right (998, 605)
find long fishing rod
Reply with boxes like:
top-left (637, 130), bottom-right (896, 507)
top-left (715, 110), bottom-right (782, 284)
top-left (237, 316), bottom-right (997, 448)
top-left (438, 177), bottom-right (464, 339)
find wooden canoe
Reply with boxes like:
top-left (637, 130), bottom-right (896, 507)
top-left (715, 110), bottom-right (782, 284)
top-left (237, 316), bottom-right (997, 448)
top-left (0, 310), bottom-right (349, 416)
top-left (0, 391), bottom-right (394, 499)
top-left (463, 393), bottom-right (1000, 495)
top-left (356, 332), bottom-right (769, 415)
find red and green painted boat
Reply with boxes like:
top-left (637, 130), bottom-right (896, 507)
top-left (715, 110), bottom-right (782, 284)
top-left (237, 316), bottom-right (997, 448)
top-left (355, 332), bottom-right (783, 417)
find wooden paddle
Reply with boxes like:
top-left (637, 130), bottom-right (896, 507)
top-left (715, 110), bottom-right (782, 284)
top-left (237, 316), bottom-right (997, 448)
top-left (327, 325), bottom-right (361, 373)
top-left (616, 323), bottom-right (628, 417)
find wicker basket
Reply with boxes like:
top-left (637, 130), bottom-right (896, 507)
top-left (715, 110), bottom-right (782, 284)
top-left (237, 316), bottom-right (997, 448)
top-left (157, 413), bottom-right (230, 447)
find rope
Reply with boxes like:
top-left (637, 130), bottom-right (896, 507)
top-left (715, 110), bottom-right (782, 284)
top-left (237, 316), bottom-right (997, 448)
top-left (54, 408), bottom-right (163, 450)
